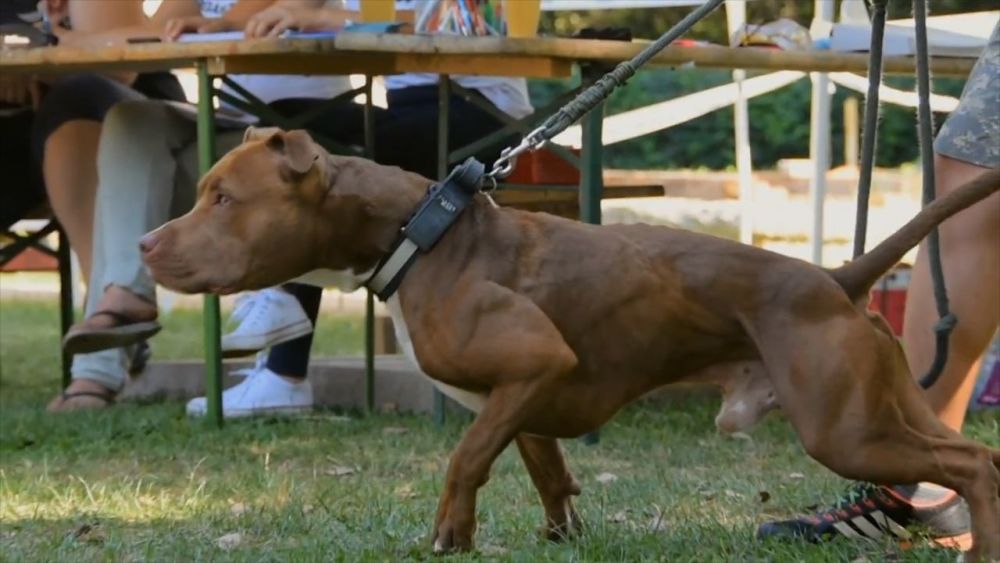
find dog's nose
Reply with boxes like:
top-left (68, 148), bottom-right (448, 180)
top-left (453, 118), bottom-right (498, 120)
top-left (139, 232), bottom-right (160, 255)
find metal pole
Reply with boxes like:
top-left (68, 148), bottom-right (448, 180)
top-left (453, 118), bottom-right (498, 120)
top-left (726, 0), bottom-right (754, 245)
top-left (579, 104), bottom-right (604, 224)
top-left (364, 75), bottom-right (376, 414)
top-left (57, 224), bottom-right (73, 389)
top-left (580, 64), bottom-right (604, 446)
top-left (197, 60), bottom-right (223, 427)
top-left (433, 76), bottom-right (450, 426)
top-left (807, 0), bottom-right (835, 265)
top-left (808, 71), bottom-right (832, 266)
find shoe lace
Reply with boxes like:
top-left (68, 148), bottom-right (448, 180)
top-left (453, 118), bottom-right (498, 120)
top-left (229, 351), bottom-right (269, 380)
top-left (230, 289), bottom-right (281, 327)
top-left (805, 482), bottom-right (882, 524)
top-left (831, 482), bottom-right (880, 511)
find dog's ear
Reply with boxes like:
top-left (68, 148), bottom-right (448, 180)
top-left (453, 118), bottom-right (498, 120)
top-left (264, 129), bottom-right (319, 175)
top-left (242, 126), bottom-right (282, 144)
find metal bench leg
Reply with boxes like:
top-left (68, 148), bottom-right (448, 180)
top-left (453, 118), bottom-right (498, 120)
top-left (197, 60), bottom-right (224, 427)
top-left (57, 224), bottom-right (74, 389)
top-left (364, 75), bottom-right (377, 415)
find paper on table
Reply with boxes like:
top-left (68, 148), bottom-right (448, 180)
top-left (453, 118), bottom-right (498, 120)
top-left (177, 30), bottom-right (338, 43)
top-left (175, 23), bottom-right (401, 43)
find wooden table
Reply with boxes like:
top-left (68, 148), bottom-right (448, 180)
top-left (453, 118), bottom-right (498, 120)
top-left (0, 33), bottom-right (976, 426)
top-left (1, 34), bottom-right (976, 76)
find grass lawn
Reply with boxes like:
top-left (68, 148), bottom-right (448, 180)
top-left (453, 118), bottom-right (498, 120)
top-left (1, 298), bottom-right (997, 562)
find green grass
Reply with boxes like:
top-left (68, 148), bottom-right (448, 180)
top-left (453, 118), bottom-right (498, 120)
top-left (1, 299), bottom-right (997, 562)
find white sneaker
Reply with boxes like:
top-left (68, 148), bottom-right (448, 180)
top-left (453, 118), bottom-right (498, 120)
top-left (222, 288), bottom-right (313, 357)
top-left (186, 355), bottom-right (313, 418)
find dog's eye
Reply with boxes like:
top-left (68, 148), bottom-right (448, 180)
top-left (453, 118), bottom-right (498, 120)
top-left (214, 193), bottom-right (231, 207)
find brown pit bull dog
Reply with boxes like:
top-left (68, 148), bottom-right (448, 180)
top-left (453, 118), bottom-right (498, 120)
top-left (141, 128), bottom-right (1000, 560)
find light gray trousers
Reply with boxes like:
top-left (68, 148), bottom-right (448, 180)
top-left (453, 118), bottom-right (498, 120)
top-left (72, 100), bottom-right (243, 391)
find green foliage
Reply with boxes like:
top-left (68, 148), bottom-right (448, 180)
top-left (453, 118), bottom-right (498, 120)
top-left (530, 0), bottom-right (990, 170)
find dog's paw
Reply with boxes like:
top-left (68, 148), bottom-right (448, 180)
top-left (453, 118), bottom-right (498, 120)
top-left (541, 501), bottom-right (585, 542)
top-left (432, 522), bottom-right (474, 554)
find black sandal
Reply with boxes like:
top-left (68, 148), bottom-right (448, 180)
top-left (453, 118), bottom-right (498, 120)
top-left (63, 310), bottom-right (161, 355)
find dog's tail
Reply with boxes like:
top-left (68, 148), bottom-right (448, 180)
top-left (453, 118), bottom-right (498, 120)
top-left (830, 167), bottom-right (1000, 300)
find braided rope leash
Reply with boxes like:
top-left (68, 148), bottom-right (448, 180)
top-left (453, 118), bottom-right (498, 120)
top-left (912, 0), bottom-right (956, 389)
top-left (852, 0), bottom-right (887, 259)
top-left (487, 0), bottom-right (726, 181)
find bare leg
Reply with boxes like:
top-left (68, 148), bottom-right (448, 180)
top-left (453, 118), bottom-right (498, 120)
top-left (515, 434), bottom-right (583, 541)
top-left (903, 154), bottom-right (1000, 431)
top-left (43, 120), bottom-right (102, 278)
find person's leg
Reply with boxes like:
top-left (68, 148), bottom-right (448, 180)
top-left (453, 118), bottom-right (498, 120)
top-left (903, 155), bottom-right (999, 432)
top-left (377, 86), bottom-right (511, 179)
top-left (31, 74), bottom-right (151, 279)
top-left (51, 100), bottom-right (200, 410)
top-left (757, 23), bottom-right (1000, 545)
top-left (41, 121), bottom-right (101, 277)
top-left (265, 283), bottom-right (323, 380)
top-left (908, 23), bottom-right (1000, 427)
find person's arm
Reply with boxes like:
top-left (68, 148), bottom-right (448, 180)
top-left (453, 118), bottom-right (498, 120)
top-left (163, 0), bottom-right (277, 41)
top-left (50, 0), bottom-right (202, 47)
top-left (244, 0), bottom-right (355, 39)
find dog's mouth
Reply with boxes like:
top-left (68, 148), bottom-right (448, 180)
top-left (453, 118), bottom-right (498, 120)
top-left (144, 259), bottom-right (211, 295)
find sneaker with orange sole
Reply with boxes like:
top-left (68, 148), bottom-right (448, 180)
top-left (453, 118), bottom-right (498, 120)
top-left (757, 482), bottom-right (972, 551)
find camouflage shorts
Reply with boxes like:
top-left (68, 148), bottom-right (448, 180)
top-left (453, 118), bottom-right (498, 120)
top-left (933, 22), bottom-right (1000, 168)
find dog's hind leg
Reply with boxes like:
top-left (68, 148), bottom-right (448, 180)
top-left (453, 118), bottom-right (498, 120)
top-left (515, 434), bottom-right (584, 541)
top-left (743, 310), bottom-right (1000, 561)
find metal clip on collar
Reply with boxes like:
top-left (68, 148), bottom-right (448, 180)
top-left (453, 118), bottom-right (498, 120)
top-left (487, 125), bottom-right (549, 182)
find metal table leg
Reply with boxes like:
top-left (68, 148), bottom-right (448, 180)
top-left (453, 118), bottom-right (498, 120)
top-left (197, 60), bottom-right (223, 427)
top-left (432, 76), bottom-right (451, 427)
top-left (364, 75), bottom-right (377, 414)
top-left (579, 71), bottom-right (605, 446)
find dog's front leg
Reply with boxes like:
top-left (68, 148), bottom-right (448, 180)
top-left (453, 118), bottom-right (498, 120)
top-left (432, 379), bottom-right (571, 553)
top-left (417, 283), bottom-right (579, 553)
top-left (515, 434), bottom-right (583, 541)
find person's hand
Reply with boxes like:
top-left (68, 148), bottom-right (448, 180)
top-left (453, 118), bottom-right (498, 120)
top-left (0, 74), bottom-right (41, 108)
top-left (245, 6), bottom-right (334, 39)
top-left (44, 0), bottom-right (69, 25)
top-left (163, 16), bottom-right (240, 42)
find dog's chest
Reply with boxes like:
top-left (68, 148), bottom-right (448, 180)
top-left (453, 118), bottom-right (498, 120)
top-left (384, 295), bottom-right (487, 413)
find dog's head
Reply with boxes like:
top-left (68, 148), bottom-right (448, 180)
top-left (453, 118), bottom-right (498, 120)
top-left (141, 127), bottom-right (427, 295)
